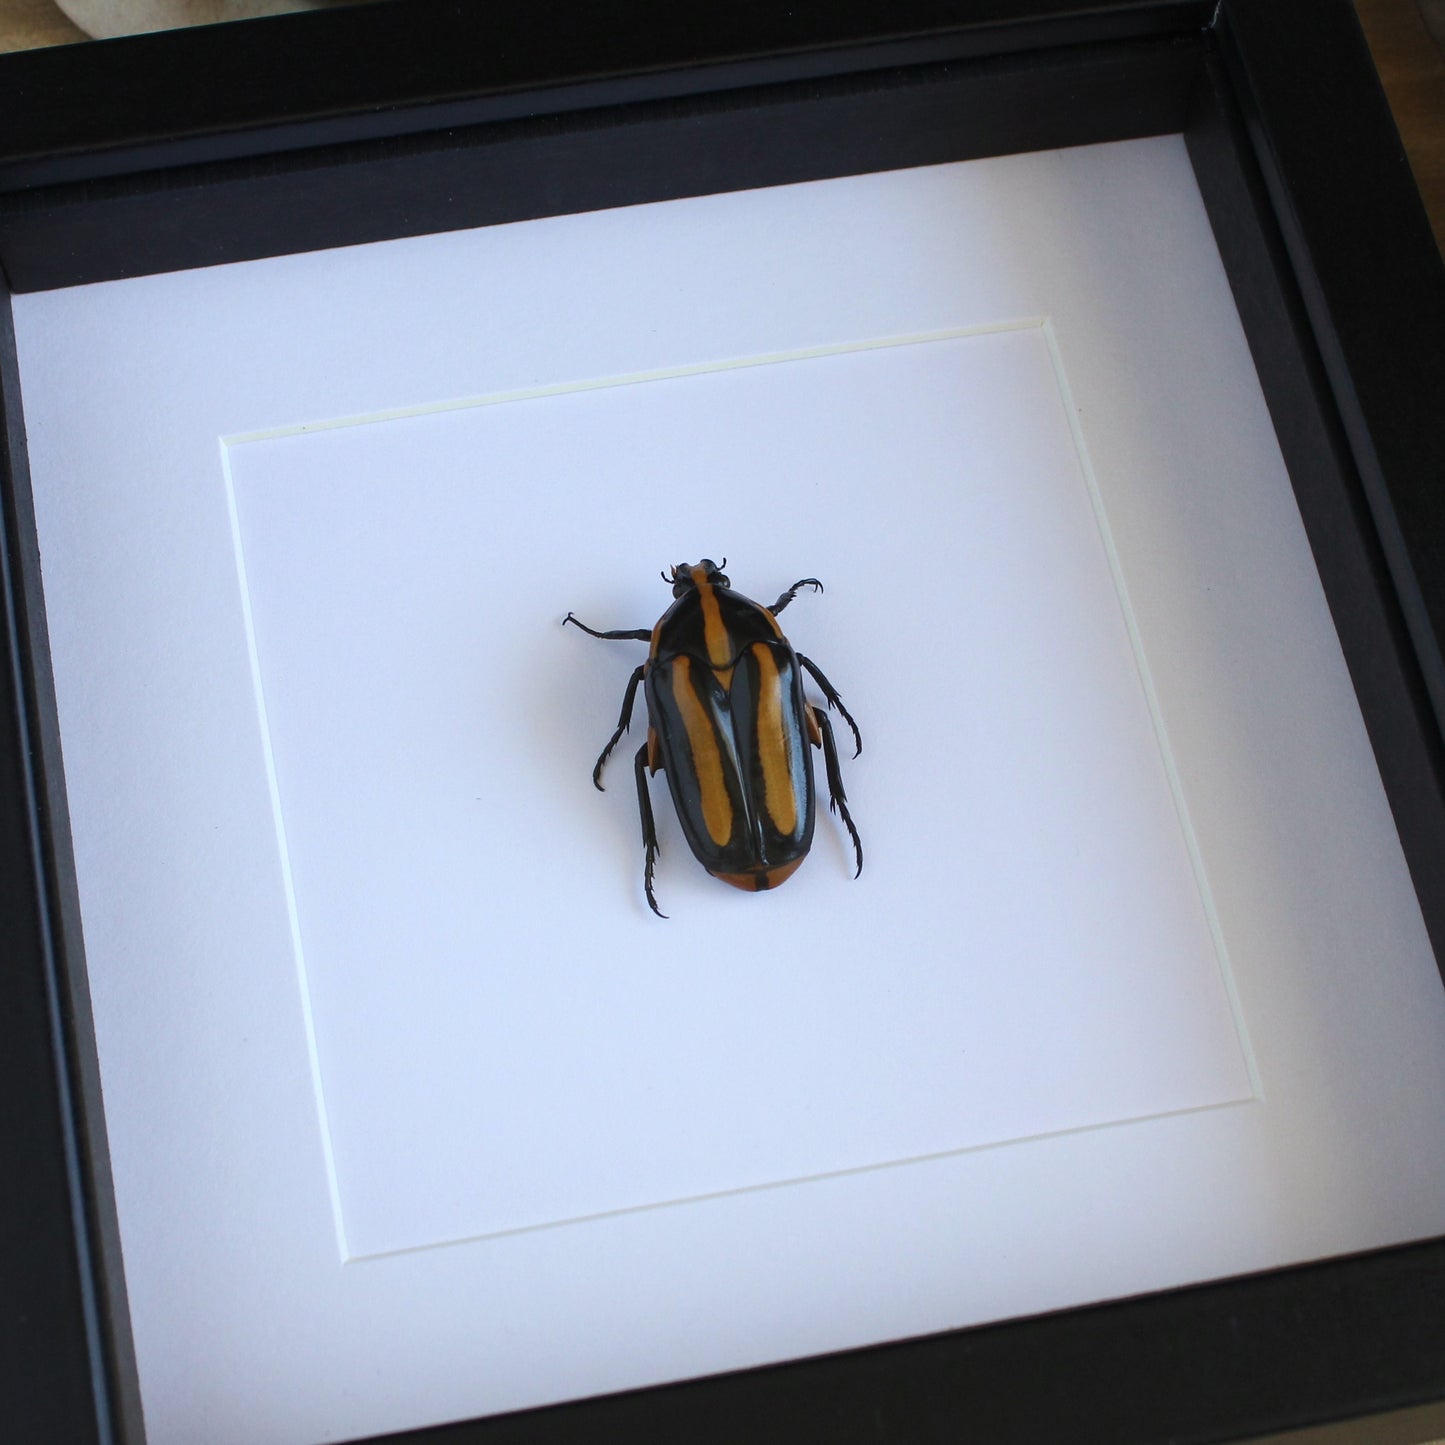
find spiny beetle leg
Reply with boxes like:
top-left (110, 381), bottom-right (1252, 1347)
top-left (769, 577), bottom-right (823, 616)
top-left (593, 663), bottom-right (646, 790)
top-left (799, 653), bottom-right (862, 757)
top-left (633, 742), bottom-right (666, 917)
top-left (563, 612), bottom-right (651, 642)
top-left (813, 708), bottom-right (863, 879)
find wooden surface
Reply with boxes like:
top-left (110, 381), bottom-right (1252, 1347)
top-left (0, 1), bottom-right (1441, 1442)
top-left (0, 0), bottom-right (83, 48)
top-left (1355, 0), bottom-right (1445, 252)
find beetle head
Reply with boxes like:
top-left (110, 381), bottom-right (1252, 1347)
top-left (664, 558), bottom-right (729, 597)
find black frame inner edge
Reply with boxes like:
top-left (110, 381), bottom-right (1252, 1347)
top-left (0, 0), bottom-right (1215, 190)
top-left (0, 32), bottom-right (1203, 293)
top-left (1, 4), bottom-right (1442, 1443)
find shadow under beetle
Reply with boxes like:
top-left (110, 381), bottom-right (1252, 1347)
top-left (564, 559), bottom-right (862, 917)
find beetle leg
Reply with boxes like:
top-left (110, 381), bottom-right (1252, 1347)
top-left (811, 708), bottom-right (863, 879)
top-left (592, 663), bottom-right (646, 790)
top-left (798, 654), bottom-right (862, 757)
top-left (769, 577), bottom-right (822, 616)
top-left (633, 741), bottom-right (666, 918)
top-left (563, 613), bottom-right (651, 642)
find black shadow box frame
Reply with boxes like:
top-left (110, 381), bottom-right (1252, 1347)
top-left (2, 1), bottom-right (1444, 1441)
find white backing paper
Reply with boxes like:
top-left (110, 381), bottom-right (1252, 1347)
top-left (225, 324), bottom-right (1251, 1258)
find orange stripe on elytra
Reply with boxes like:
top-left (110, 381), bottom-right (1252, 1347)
top-left (672, 655), bottom-right (733, 845)
top-left (753, 644), bottom-right (798, 836)
top-left (693, 565), bottom-right (733, 669)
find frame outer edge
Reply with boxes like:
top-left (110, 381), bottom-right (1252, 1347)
top-left (1214, 0), bottom-right (1445, 754)
top-left (1184, 41), bottom-right (1445, 972)
top-left (0, 0), bottom-right (1214, 192)
top-left (0, 35), bottom-right (1204, 292)
top-left (0, 281), bottom-right (139, 1440)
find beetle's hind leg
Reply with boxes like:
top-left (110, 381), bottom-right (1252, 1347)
top-left (770, 577), bottom-right (822, 616)
top-left (633, 742), bottom-right (666, 918)
top-left (798, 654), bottom-right (862, 758)
top-left (811, 707), bottom-right (863, 879)
top-left (591, 663), bottom-right (646, 789)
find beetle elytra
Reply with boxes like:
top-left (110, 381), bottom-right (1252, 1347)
top-left (564, 559), bottom-right (861, 916)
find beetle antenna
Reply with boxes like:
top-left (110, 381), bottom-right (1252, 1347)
top-left (660, 569), bottom-right (670, 584)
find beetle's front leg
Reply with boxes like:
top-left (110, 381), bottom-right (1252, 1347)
top-left (811, 707), bottom-right (863, 879)
top-left (591, 663), bottom-right (646, 790)
top-left (563, 613), bottom-right (651, 642)
top-left (769, 577), bottom-right (822, 616)
top-left (798, 654), bottom-right (862, 757)
top-left (633, 741), bottom-right (666, 918)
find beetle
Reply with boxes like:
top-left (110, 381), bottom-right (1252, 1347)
top-left (564, 559), bottom-right (862, 916)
